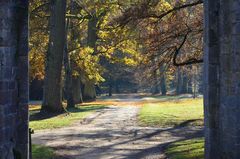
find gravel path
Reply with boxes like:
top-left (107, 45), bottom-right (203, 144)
top-left (32, 105), bottom-right (203, 159)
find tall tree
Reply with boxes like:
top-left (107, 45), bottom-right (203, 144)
top-left (176, 67), bottom-right (182, 95)
top-left (0, 1), bottom-right (29, 158)
top-left (205, 1), bottom-right (240, 158)
top-left (82, 14), bottom-right (98, 100)
top-left (160, 67), bottom-right (167, 95)
top-left (72, 77), bottom-right (83, 103)
top-left (63, 0), bottom-right (76, 108)
top-left (152, 69), bottom-right (160, 95)
top-left (42, 0), bottom-right (66, 112)
top-left (64, 18), bottom-right (75, 108)
top-left (181, 71), bottom-right (188, 94)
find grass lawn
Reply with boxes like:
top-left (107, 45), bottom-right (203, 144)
top-left (138, 98), bottom-right (203, 127)
top-left (30, 105), bottom-right (105, 130)
top-left (32, 145), bottom-right (54, 159)
top-left (166, 138), bottom-right (204, 159)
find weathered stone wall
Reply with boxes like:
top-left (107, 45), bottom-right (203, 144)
top-left (204, 0), bottom-right (240, 158)
top-left (0, 1), bottom-right (29, 159)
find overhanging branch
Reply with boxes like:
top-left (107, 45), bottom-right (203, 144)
top-left (173, 32), bottom-right (203, 66)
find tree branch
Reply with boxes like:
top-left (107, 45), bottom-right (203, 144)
top-left (173, 31), bottom-right (203, 66)
top-left (148, 0), bottom-right (203, 19)
top-left (117, 0), bottom-right (203, 27)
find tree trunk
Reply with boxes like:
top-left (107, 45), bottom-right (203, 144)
top-left (204, 1), bottom-right (240, 158)
top-left (187, 77), bottom-right (193, 94)
top-left (186, 66), bottom-right (193, 94)
top-left (181, 71), bottom-right (188, 94)
top-left (87, 15), bottom-right (98, 52)
top-left (72, 77), bottom-right (83, 104)
top-left (176, 67), bottom-right (182, 95)
top-left (198, 65), bottom-right (204, 94)
top-left (83, 81), bottom-right (96, 101)
top-left (192, 73), bottom-right (197, 99)
top-left (152, 69), bottom-right (160, 95)
top-left (109, 84), bottom-right (113, 96)
top-left (42, 0), bottom-right (66, 113)
top-left (160, 67), bottom-right (167, 96)
top-left (82, 14), bottom-right (98, 101)
top-left (192, 66), bottom-right (197, 98)
top-left (0, 1), bottom-right (29, 158)
top-left (63, 18), bottom-right (74, 108)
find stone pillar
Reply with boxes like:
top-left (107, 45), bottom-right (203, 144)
top-left (0, 1), bottom-right (29, 159)
top-left (204, 0), bottom-right (240, 158)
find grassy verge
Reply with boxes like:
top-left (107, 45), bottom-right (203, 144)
top-left (138, 98), bottom-right (203, 127)
top-left (166, 138), bottom-right (204, 159)
top-left (30, 105), bottom-right (105, 130)
top-left (32, 145), bottom-right (54, 159)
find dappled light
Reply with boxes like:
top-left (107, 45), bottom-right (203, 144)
top-left (1, 0), bottom-right (239, 159)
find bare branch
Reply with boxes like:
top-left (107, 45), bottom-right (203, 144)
top-left (173, 32), bottom-right (203, 66)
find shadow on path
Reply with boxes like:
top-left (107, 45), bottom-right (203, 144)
top-left (32, 96), bottom-right (203, 159)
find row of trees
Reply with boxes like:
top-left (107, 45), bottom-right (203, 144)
top-left (125, 0), bottom-right (203, 97)
top-left (30, 0), bottom-right (141, 112)
top-left (29, 0), bottom-right (204, 113)
top-left (134, 63), bottom-right (202, 97)
top-left (152, 65), bottom-right (202, 97)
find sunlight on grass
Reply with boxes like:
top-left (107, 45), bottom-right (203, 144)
top-left (138, 98), bottom-right (203, 127)
top-left (30, 105), bottom-right (105, 130)
top-left (166, 138), bottom-right (204, 159)
top-left (29, 105), bottom-right (41, 111)
top-left (32, 145), bottom-right (54, 159)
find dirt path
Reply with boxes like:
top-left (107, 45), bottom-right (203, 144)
top-left (32, 105), bottom-right (202, 159)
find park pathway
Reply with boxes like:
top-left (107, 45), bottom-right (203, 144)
top-left (32, 104), bottom-right (202, 159)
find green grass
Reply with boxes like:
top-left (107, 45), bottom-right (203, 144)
top-left (142, 94), bottom-right (192, 100)
top-left (32, 145), bottom-right (54, 159)
top-left (138, 98), bottom-right (203, 127)
top-left (166, 138), bottom-right (204, 159)
top-left (30, 105), bottom-right (105, 130)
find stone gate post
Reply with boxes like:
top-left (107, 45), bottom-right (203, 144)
top-left (0, 1), bottom-right (29, 158)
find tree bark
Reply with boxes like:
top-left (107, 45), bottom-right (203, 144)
top-left (72, 77), bottom-right (83, 104)
top-left (187, 77), bottom-right (193, 94)
top-left (87, 14), bottom-right (98, 52)
top-left (63, 0), bottom-right (75, 108)
top-left (181, 71), bottom-right (188, 94)
top-left (204, 1), bottom-right (240, 158)
top-left (176, 67), bottom-right (182, 95)
top-left (0, 1), bottom-right (29, 158)
top-left (152, 69), bottom-right (160, 95)
top-left (198, 65), bottom-right (204, 94)
top-left (191, 66), bottom-right (197, 98)
top-left (160, 67), bottom-right (167, 95)
top-left (63, 17), bottom-right (74, 108)
top-left (192, 74), bottom-right (197, 98)
top-left (82, 14), bottom-right (98, 101)
top-left (42, 0), bottom-right (66, 113)
top-left (82, 80), bottom-right (96, 101)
